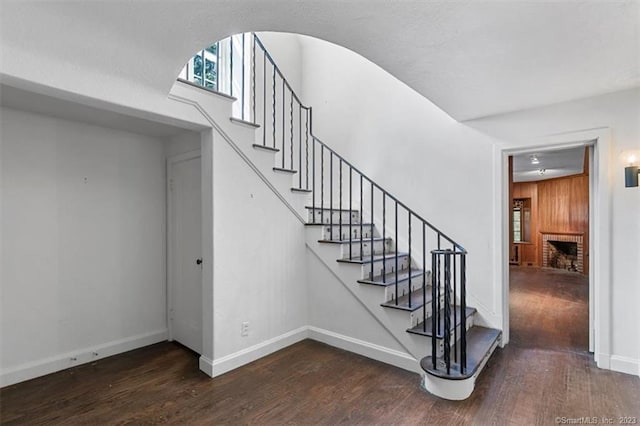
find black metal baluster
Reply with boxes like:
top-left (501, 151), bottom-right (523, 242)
top-left (339, 159), bottom-right (343, 239)
top-left (370, 181), bottom-right (374, 280)
top-left (349, 167), bottom-right (352, 259)
top-left (453, 244), bottom-right (457, 364)
top-left (382, 194), bottom-right (386, 284)
top-left (461, 253), bottom-right (467, 374)
top-left (241, 34), bottom-right (245, 121)
top-left (437, 250), bottom-right (441, 336)
top-left (330, 152), bottom-right (333, 230)
top-left (431, 251), bottom-right (437, 368)
top-left (298, 103), bottom-right (302, 188)
top-left (395, 201), bottom-right (398, 303)
top-left (321, 146), bottom-right (325, 226)
top-left (272, 63), bottom-right (276, 149)
top-left (444, 252), bottom-right (451, 375)
top-left (360, 175), bottom-right (363, 258)
top-left (422, 225), bottom-right (426, 332)
top-left (252, 35), bottom-right (256, 123)
top-left (312, 138), bottom-right (316, 223)
top-left (408, 212), bottom-right (412, 308)
top-left (437, 234), bottom-right (442, 335)
top-left (305, 109), bottom-right (309, 189)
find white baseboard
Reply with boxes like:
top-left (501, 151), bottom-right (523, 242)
top-left (210, 326), bottom-right (308, 377)
top-left (307, 326), bottom-right (419, 374)
top-left (609, 354), bottom-right (640, 377)
top-left (199, 355), bottom-right (214, 377)
top-left (0, 329), bottom-right (168, 387)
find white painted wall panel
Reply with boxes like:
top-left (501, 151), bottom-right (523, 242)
top-left (0, 107), bottom-right (167, 385)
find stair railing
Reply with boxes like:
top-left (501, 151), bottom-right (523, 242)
top-left (179, 32), bottom-right (469, 376)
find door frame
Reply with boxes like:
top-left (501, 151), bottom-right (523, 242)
top-left (166, 149), bottom-right (202, 343)
top-left (497, 127), bottom-right (612, 368)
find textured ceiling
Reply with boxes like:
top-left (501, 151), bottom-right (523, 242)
top-left (512, 147), bottom-right (586, 182)
top-left (1, 1), bottom-right (638, 120)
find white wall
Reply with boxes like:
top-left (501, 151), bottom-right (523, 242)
top-left (166, 130), bottom-right (201, 158)
top-left (0, 107), bottom-right (168, 386)
top-left (466, 88), bottom-right (640, 372)
top-left (298, 36), bottom-right (501, 329)
top-left (211, 124), bottom-right (308, 362)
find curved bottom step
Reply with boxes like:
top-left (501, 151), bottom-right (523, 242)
top-left (420, 326), bottom-right (501, 400)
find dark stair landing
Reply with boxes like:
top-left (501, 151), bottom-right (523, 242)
top-left (420, 326), bottom-right (501, 380)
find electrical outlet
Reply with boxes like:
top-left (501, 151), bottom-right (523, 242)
top-left (241, 321), bottom-right (249, 337)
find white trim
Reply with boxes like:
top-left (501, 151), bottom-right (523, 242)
top-left (497, 128), bottom-right (612, 368)
top-left (210, 327), bottom-right (308, 377)
top-left (307, 326), bottom-right (419, 374)
top-left (166, 150), bottom-right (202, 345)
top-left (0, 329), bottom-right (168, 387)
top-left (199, 355), bottom-right (214, 377)
top-left (608, 355), bottom-right (640, 377)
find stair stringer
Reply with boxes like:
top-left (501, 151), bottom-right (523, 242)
top-left (306, 229), bottom-right (436, 373)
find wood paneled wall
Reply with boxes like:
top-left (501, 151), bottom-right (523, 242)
top-left (511, 148), bottom-right (589, 274)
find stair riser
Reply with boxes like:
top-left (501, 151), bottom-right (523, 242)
top-left (405, 296), bottom-right (449, 328)
top-left (308, 209), bottom-right (360, 224)
top-left (322, 224), bottom-right (377, 240)
top-left (339, 239), bottom-right (393, 259)
top-left (361, 255), bottom-right (410, 280)
top-left (383, 279), bottom-right (425, 304)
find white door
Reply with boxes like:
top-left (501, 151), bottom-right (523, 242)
top-left (168, 153), bottom-right (202, 354)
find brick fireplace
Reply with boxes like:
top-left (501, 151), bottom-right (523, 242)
top-left (541, 232), bottom-right (584, 274)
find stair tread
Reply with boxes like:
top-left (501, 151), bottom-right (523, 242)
top-left (358, 268), bottom-right (425, 286)
top-left (381, 286), bottom-right (432, 312)
top-left (230, 117), bottom-right (260, 128)
top-left (252, 144), bottom-right (279, 152)
top-left (420, 326), bottom-right (501, 380)
top-left (337, 252), bottom-right (409, 265)
top-left (407, 306), bottom-right (476, 338)
top-left (273, 167), bottom-right (297, 174)
top-left (306, 206), bottom-right (358, 212)
top-left (319, 236), bottom-right (389, 245)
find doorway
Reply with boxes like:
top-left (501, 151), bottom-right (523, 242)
top-left (168, 150), bottom-right (203, 354)
top-left (508, 146), bottom-right (591, 353)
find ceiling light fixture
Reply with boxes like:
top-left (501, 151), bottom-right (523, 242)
top-left (530, 155), bottom-right (539, 165)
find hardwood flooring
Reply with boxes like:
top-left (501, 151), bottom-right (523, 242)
top-left (1, 267), bottom-right (638, 425)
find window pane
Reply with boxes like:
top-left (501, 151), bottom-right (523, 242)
top-left (205, 43), bottom-right (217, 55)
top-left (513, 210), bottom-right (521, 242)
top-left (205, 59), bottom-right (216, 82)
top-left (193, 55), bottom-right (203, 79)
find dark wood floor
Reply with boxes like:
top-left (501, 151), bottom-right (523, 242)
top-left (2, 267), bottom-right (639, 425)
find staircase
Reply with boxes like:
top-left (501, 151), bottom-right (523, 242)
top-left (178, 32), bottom-right (501, 400)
